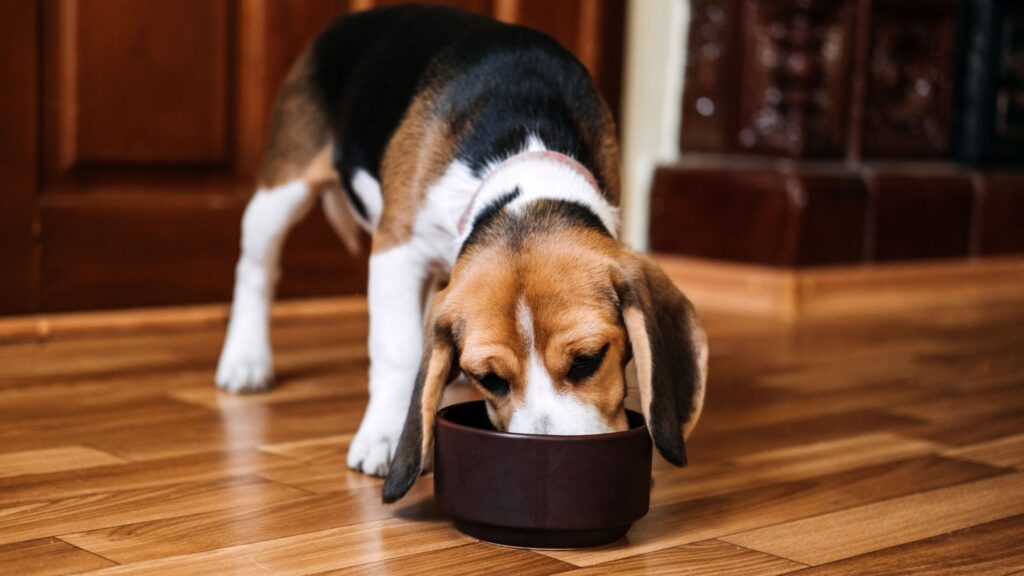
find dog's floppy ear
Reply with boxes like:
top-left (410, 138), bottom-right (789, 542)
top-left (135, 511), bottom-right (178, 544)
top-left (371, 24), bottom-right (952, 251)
top-left (382, 298), bottom-right (458, 503)
top-left (616, 252), bottom-right (707, 466)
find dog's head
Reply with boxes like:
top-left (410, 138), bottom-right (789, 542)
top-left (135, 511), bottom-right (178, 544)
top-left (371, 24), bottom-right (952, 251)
top-left (382, 163), bottom-right (707, 503)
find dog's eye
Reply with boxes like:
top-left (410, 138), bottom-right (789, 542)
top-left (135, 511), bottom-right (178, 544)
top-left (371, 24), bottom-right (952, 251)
top-left (475, 373), bottom-right (510, 396)
top-left (568, 344), bottom-right (608, 382)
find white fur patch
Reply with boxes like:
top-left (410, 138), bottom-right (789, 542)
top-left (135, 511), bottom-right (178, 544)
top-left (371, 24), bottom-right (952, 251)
top-left (351, 168), bottom-right (383, 230)
top-left (455, 142), bottom-right (620, 252)
top-left (348, 161), bottom-right (483, 474)
top-left (217, 180), bottom-right (316, 392)
top-left (418, 160), bottom-right (483, 268)
top-left (348, 242), bottom-right (429, 476)
top-left (507, 299), bottom-right (612, 435)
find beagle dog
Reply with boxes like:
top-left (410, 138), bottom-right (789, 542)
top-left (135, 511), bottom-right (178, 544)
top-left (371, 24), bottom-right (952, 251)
top-left (215, 5), bottom-right (707, 502)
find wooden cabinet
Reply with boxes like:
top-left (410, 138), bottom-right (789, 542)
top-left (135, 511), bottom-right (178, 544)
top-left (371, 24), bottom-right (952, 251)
top-left (0, 0), bottom-right (625, 314)
top-left (653, 0), bottom-right (1024, 268)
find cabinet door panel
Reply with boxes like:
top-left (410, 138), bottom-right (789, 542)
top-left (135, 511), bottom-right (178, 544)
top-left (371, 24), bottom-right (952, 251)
top-left (0, 2), bottom-right (39, 314)
top-left (46, 0), bottom-right (231, 175)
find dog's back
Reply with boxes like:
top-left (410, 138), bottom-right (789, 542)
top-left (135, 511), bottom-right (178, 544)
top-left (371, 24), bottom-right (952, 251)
top-left (303, 5), bottom-right (617, 224)
top-left (309, 6), bottom-right (496, 186)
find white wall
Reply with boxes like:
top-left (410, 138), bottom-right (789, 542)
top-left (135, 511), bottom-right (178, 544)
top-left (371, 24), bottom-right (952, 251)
top-left (619, 0), bottom-right (689, 249)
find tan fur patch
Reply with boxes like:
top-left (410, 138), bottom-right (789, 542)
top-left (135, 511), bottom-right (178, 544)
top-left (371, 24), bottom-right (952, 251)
top-left (374, 89), bottom-right (458, 253)
top-left (593, 99), bottom-right (622, 206)
top-left (683, 313), bottom-right (708, 439)
top-left (521, 232), bottom-right (629, 431)
top-left (303, 144), bottom-right (362, 253)
top-left (419, 337), bottom-right (454, 463)
top-left (253, 51), bottom-right (365, 253)
top-left (446, 254), bottom-right (522, 429)
top-left (259, 48), bottom-right (332, 189)
top-left (622, 307), bottom-right (652, 425)
top-left (446, 227), bottom-right (631, 432)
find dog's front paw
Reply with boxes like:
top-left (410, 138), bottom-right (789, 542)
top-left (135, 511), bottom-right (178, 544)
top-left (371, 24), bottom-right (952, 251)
top-left (347, 404), bottom-right (406, 477)
top-left (216, 335), bottom-right (274, 394)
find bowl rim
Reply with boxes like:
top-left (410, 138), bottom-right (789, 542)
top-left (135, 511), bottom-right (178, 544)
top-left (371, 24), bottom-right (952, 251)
top-left (436, 401), bottom-right (649, 442)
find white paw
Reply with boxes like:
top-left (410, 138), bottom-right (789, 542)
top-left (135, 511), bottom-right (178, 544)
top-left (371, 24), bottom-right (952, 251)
top-left (216, 335), bottom-right (274, 394)
top-left (347, 403), bottom-right (406, 477)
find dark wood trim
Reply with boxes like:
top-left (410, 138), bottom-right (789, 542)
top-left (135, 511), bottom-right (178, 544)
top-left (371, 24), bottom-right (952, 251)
top-left (0, 2), bottom-right (40, 314)
top-left (648, 159), bottom-right (1024, 267)
top-left (649, 158), bottom-right (868, 267)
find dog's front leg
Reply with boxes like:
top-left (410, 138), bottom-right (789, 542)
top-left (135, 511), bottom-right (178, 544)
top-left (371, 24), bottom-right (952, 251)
top-left (348, 242), bottom-right (428, 477)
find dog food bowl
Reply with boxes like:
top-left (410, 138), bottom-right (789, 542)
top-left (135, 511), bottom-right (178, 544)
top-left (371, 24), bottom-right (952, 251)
top-left (434, 401), bottom-right (652, 549)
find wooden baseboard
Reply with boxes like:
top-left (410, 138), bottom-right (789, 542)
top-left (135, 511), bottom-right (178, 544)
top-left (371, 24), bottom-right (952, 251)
top-left (657, 255), bottom-right (1024, 321)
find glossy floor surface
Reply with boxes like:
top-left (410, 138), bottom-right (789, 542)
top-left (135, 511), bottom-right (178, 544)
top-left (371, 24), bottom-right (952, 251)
top-left (1, 296), bottom-right (1023, 575)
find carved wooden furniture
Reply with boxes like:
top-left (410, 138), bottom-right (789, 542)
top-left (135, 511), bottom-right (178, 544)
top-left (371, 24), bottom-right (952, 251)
top-left (652, 0), bottom-right (1024, 267)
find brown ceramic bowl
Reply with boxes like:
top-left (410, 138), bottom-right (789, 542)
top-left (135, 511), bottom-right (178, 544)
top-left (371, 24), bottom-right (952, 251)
top-left (434, 401), bottom-right (652, 549)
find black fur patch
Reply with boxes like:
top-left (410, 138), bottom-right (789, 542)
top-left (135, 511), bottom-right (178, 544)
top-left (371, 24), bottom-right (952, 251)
top-left (307, 6), bottom-right (613, 208)
top-left (470, 187), bottom-right (521, 233)
top-left (382, 367), bottom-right (428, 503)
top-left (310, 6), bottom-right (495, 185)
top-left (429, 27), bottom-right (611, 193)
top-left (460, 198), bottom-right (611, 257)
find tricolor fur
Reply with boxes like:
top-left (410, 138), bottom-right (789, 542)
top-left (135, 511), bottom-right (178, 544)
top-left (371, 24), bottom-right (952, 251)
top-left (214, 5), bottom-right (707, 503)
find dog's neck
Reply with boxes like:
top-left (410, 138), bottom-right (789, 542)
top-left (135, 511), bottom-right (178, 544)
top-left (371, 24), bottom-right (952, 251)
top-left (455, 149), bottom-right (619, 248)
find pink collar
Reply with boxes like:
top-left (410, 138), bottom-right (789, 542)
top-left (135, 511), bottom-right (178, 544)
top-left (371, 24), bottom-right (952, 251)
top-left (456, 150), bottom-right (601, 235)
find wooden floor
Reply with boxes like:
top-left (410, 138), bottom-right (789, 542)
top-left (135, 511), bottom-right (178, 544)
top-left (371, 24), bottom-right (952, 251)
top-left (2, 294), bottom-right (1024, 575)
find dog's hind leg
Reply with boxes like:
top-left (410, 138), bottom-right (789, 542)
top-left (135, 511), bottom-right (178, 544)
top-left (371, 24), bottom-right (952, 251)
top-left (216, 51), bottom-right (332, 393)
top-left (322, 181), bottom-right (364, 255)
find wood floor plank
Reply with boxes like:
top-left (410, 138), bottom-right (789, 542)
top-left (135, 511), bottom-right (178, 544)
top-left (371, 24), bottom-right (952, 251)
top-left (0, 296), bottom-right (367, 345)
top-left (80, 518), bottom-right (472, 575)
top-left (259, 434), bottom-right (353, 462)
top-left (62, 480), bottom-right (434, 564)
top-left (538, 456), bottom-right (1001, 567)
top-left (254, 457), bottom-right (382, 494)
top-left (889, 382), bottom-right (1024, 423)
top-left (0, 395), bottom-right (212, 454)
top-left (0, 449), bottom-right (293, 507)
top-left (168, 368), bottom-right (364, 410)
top-left (0, 446), bottom-right (126, 479)
top-left (651, 432), bottom-right (939, 506)
top-left (0, 476), bottom-right (306, 546)
top-left (723, 471), bottom-right (1024, 565)
top-left (945, 433), bottom-right (1024, 469)
top-left (1, 288), bottom-right (1022, 574)
top-left (254, 433), bottom-right (384, 494)
top-left (790, 514), bottom-right (1024, 575)
top-left (685, 409), bottom-right (924, 463)
top-left (696, 384), bottom-right (933, 433)
top-left (904, 407), bottom-right (1024, 447)
top-left (0, 320), bottom-right (365, 389)
top-left (0, 331), bottom-right (225, 386)
top-left (552, 539), bottom-right (805, 576)
top-left (0, 537), bottom-right (115, 575)
top-left (79, 398), bottom-right (367, 461)
top-left (321, 543), bottom-right (574, 576)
